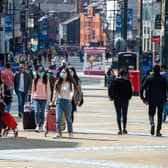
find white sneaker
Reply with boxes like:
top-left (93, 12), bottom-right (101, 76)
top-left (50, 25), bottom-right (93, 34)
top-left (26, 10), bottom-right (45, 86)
top-left (35, 126), bottom-right (39, 132)
top-left (39, 125), bottom-right (44, 132)
top-left (68, 133), bottom-right (73, 138)
top-left (55, 133), bottom-right (61, 138)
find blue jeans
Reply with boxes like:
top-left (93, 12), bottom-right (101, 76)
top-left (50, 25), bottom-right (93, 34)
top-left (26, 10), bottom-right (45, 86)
top-left (33, 99), bottom-right (47, 125)
top-left (17, 91), bottom-right (26, 114)
top-left (6, 88), bottom-right (13, 112)
top-left (163, 102), bottom-right (168, 121)
top-left (56, 98), bottom-right (72, 133)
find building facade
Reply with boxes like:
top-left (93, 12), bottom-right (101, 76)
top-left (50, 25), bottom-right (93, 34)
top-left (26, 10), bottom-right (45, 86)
top-left (80, 6), bottom-right (106, 47)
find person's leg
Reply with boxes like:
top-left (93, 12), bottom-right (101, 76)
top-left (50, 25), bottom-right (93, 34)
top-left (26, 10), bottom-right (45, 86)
top-left (19, 92), bottom-right (26, 115)
top-left (156, 103), bottom-right (164, 136)
top-left (122, 101), bottom-right (129, 134)
top-left (33, 99), bottom-right (40, 130)
top-left (62, 99), bottom-right (73, 135)
top-left (56, 99), bottom-right (63, 135)
top-left (38, 99), bottom-right (47, 131)
top-left (6, 88), bottom-right (13, 112)
top-left (114, 100), bottom-right (122, 134)
top-left (148, 104), bottom-right (156, 135)
top-left (17, 91), bottom-right (22, 117)
top-left (0, 112), bottom-right (2, 137)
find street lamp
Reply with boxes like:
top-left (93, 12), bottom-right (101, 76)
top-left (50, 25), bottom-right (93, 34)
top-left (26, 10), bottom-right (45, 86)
top-left (139, 0), bottom-right (143, 78)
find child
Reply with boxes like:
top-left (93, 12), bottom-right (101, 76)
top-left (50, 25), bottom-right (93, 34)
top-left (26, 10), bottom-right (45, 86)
top-left (0, 101), bottom-right (18, 137)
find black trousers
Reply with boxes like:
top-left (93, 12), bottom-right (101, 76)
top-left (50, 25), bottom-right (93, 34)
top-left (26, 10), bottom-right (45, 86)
top-left (148, 103), bottom-right (164, 132)
top-left (0, 111), bottom-right (2, 134)
top-left (114, 100), bottom-right (129, 131)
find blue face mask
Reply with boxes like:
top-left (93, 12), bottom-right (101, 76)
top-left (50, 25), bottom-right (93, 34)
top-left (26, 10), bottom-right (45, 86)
top-left (60, 72), bottom-right (67, 79)
top-left (38, 72), bottom-right (45, 78)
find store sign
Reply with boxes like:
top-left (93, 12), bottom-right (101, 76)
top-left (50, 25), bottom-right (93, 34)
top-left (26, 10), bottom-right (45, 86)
top-left (116, 14), bottom-right (122, 33)
top-left (5, 14), bottom-right (12, 39)
top-left (151, 36), bottom-right (160, 43)
top-left (127, 9), bottom-right (133, 31)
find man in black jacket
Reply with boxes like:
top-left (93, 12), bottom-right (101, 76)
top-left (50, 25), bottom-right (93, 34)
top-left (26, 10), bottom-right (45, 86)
top-left (14, 63), bottom-right (32, 117)
top-left (109, 69), bottom-right (132, 135)
top-left (140, 65), bottom-right (168, 136)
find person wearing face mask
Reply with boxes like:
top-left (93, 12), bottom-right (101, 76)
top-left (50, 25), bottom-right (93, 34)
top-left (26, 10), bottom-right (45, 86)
top-left (14, 63), bottom-right (32, 117)
top-left (68, 66), bottom-right (82, 122)
top-left (52, 67), bottom-right (77, 138)
top-left (31, 66), bottom-right (51, 132)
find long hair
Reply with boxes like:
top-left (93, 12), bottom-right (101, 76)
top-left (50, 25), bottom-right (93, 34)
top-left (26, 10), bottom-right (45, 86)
top-left (55, 68), bottom-right (77, 93)
top-left (34, 72), bottom-right (48, 91)
top-left (69, 67), bottom-right (80, 85)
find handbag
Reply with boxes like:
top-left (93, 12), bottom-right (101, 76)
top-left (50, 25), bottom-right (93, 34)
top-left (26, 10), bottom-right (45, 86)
top-left (77, 91), bottom-right (83, 107)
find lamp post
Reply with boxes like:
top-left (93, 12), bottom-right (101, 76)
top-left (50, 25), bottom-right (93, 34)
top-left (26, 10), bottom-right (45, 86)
top-left (122, 0), bottom-right (128, 43)
top-left (139, 0), bottom-right (143, 78)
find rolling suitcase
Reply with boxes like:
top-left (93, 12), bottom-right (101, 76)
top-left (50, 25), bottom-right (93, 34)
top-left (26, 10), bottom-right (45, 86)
top-left (45, 106), bottom-right (65, 137)
top-left (23, 102), bottom-right (36, 129)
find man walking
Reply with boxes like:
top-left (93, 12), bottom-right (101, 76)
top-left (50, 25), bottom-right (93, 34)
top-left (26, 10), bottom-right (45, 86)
top-left (160, 64), bottom-right (168, 122)
top-left (140, 65), bottom-right (168, 136)
top-left (1, 63), bottom-right (14, 112)
top-left (14, 63), bottom-right (32, 117)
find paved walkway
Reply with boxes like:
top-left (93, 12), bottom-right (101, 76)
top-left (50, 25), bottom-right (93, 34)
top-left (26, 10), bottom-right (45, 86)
top-left (1, 69), bottom-right (168, 168)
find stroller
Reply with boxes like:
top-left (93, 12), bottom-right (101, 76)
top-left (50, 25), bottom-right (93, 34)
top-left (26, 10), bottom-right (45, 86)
top-left (0, 101), bottom-right (18, 138)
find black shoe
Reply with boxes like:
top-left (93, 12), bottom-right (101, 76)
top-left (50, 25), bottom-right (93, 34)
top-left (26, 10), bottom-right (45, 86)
top-left (118, 130), bottom-right (122, 135)
top-left (150, 125), bottom-right (155, 135)
top-left (156, 132), bottom-right (162, 137)
top-left (18, 113), bottom-right (23, 118)
top-left (123, 129), bottom-right (128, 134)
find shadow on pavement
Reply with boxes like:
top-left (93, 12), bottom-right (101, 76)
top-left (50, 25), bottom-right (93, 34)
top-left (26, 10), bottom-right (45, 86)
top-left (0, 137), bottom-right (79, 150)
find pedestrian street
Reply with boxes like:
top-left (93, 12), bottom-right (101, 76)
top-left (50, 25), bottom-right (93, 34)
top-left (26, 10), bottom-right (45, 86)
top-left (0, 73), bottom-right (168, 168)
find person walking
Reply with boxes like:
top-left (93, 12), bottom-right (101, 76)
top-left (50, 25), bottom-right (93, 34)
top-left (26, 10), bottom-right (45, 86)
top-left (14, 63), bottom-right (32, 117)
top-left (47, 65), bottom-right (57, 102)
top-left (160, 64), bottom-right (168, 122)
top-left (140, 65), bottom-right (168, 136)
top-left (1, 63), bottom-right (14, 112)
top-left (109, 68), bottom-right (132, 135)
top-left (68, 66), bottom-right (82, 122)
top-left (31, 66), bottom-right (51, 132)
top-left (52, 67), bottom-right (77, 138)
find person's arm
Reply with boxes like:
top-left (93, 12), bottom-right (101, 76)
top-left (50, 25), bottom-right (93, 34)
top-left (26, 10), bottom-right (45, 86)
top-left (51, 80), bottom-right (58, 105)
top-left (31, 79), bottom-right (35, 102)
top-left (13, 74), bottom-right (17, 94)
top-left (70, 83), bottom-right (74, 101)
top-left (128, 80), bottom-right (133, 100)
top-left (140, 77), bottom-right (148, 101)
top-left (47, 79), bottom-right (51, 102)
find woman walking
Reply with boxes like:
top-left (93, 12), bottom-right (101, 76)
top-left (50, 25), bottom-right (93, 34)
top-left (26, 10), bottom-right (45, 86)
top-left (109, 68), bottom-right (132, 135)
top-left (52, 67), bottom-right (76, 138)
top-left (68, 66), bottom-right (82, 122)
top-left (31, 66), bottom-right (51, 132)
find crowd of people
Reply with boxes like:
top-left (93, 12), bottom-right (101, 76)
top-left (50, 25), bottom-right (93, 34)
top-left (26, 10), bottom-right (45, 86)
top-left (1, 56), bottom-right (168, 138)
top-left (0, 61), bottom-right (83, 138)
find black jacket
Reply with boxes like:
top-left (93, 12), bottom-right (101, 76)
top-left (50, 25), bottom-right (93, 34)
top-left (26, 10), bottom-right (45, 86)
top-left (109, 78), bottom-right (132, 102)
top-left (140, 73), bottom-right (168, 104)
top-left (14, 71), bottom-right (32, 95)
